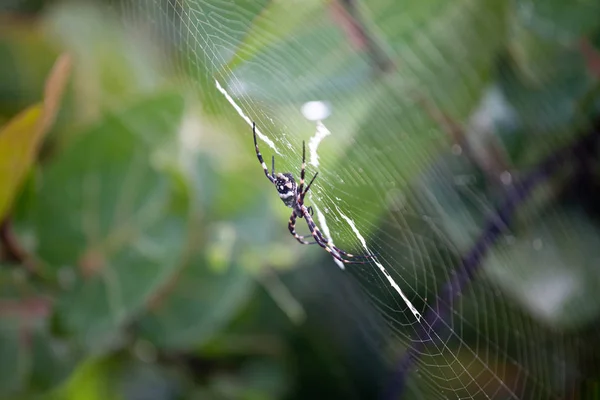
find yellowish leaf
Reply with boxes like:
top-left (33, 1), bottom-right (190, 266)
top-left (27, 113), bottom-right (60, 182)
top-left (0, 105), bottom-right (43, 218)
top-left (0, 53), bottom-right (72, 220)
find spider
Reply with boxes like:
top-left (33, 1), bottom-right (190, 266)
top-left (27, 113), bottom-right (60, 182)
top-left (252, 122), bottom-right (374, 264)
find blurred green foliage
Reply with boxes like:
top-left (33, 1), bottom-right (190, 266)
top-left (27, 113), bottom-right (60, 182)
top-left (0, 0), bottom-right (600, 399)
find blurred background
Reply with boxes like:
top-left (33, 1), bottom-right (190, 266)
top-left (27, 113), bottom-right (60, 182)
top-left (1, 0), bottom-right (600, 399)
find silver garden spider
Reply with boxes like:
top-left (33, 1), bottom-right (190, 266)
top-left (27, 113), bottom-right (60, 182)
top-left (252, 122), bottom-right (374, 264)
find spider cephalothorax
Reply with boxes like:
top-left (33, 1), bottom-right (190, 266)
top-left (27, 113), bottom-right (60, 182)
top-left (252, 122), bottom-right (373, 264)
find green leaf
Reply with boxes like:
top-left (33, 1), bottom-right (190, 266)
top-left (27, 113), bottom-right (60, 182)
top-left (0, 268), bottom-right (78, 397)
top-left (226, 4), bottom-right (373, 102)
top-left (28, 329), bottom-right (80, 394)
top-left (224, 0), bottom-right (324, 72)
top-left (30, 91), bottom-right (188, 352)
top-left (0, 319), bottom-right (28, 396)
top-left (0, 52), bottom-right (71, 220)
top-left (484, 209), bottom-right (600, 329)
top-left (49, 355), bottom-right (122, 400)
top-left (512, 0), bottom-right (600, 41)
top-left (138, 244), bottom-right (254, 350)
top-left (496, 50), bottom-right (594, 167)
top-left (134, 140), bottom-right (256, 350)
top-left (230, 0), bottom-right (506, 104)
top-left (48, 353), bottom-right (190, 400)
top-left (44, 3), bottom-right (171, 116)
top-left (0, 23), bottom-right (60, 116)
top-left (366, 0), bottom-right (507, 105)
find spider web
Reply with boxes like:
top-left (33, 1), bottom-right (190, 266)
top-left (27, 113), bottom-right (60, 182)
top-left (115, 1), bottom-right (600, 399)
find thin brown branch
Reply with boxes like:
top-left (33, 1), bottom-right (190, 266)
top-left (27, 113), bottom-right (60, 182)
top-left (330, 0), bottom-right (395, 74)
top-left (579, 38), bottom-right (600, 79)
top-left (0, 217), bottom-right (37, 274)
top-left (412, 92), bottom-right (511, 182)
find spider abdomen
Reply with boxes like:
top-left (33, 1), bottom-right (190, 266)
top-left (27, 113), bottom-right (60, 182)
top-left (275, 173), bottom-right (297, 208)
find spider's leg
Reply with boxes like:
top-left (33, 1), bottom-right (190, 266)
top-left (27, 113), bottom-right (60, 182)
top-left (306, 206), bottom-right (314, 216)
top-left (302, 209), bottom-right (373, 264)
top-left (328, 244), bottom-right (376, 259)
top-left (298, 140), bottom-right (307, 195)
top-left (288, 212), bottom-right (317, 245)
top-left (299, 206), bottom-right (373, 259)
top-left (253, 122), bottom-right (275, 183)
top-left (271, 155), bottom-right (275, 178)
top-left (312, 228), bottom-right (374, 259)
top-left (301, 172), bottom-right (319, 201)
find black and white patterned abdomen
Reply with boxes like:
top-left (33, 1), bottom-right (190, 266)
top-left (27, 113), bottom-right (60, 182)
top-left (275, 173), bottom-right (296, 208)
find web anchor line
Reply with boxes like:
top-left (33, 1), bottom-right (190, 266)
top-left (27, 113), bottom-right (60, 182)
top-left (384, 126), bottom-right (600, 400)
top-left (312, 204), bottom-right (346, 270)
top-left (214, 78), bottom-right (280, 155)
top-left (335, 206), bottom-right (422, 322)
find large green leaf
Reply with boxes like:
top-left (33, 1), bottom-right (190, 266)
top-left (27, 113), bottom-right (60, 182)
top-left (136, 157), bottom-right (255, 350)
top-left (30, 92), bottom-right (187, 351)
top-left (137, 252), bottom-right (253, 350)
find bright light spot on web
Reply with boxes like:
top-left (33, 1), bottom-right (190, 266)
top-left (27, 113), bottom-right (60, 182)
top-left (525, 272), bottom-right (578, 319)
top-left (301, 100), bottom-right (331, 121)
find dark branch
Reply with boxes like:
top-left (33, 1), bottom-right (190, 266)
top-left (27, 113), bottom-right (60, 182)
top-left (0, 217), bottom-right (36, 274)
top-left (0, 217), bottom-right (26, 264)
